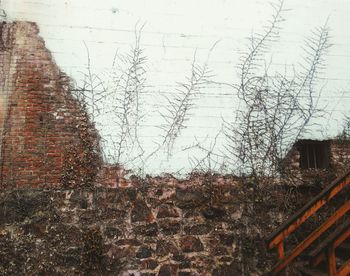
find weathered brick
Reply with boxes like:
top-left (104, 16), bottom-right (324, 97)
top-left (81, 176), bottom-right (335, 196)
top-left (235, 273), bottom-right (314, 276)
top-left (180, 236), bottom-right (204, 253)
top-left (0, 22), bottom-right (101, 189)
top-left (131, 200), bottom-right (154, 222)
top-left (158, 264), bottom-right (178, 276)
top-left (157, 204), bottom-right (180, 218)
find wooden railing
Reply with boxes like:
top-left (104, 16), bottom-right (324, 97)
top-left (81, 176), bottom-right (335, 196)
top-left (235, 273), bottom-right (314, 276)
top-left (265, 170), bottom-right (350, 275)
top-left (308, 217), bottom-right (350, 275)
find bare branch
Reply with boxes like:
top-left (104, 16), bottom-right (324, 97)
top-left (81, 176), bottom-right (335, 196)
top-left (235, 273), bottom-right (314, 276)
top-left (224, 3), bottom-right (331, 180)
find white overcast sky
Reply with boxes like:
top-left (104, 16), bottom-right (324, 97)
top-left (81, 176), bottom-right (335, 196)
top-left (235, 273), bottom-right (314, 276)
top-left (3, 0), bottom-right (350, 174)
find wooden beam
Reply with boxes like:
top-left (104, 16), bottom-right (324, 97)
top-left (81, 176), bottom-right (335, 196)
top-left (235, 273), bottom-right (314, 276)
top-left (270, 200), bottom-right (350, 275)
top-left (334, 226), bottom-right (350, 248)
top-left (309, 217), bottom-right (350, 257)
top-left (338, 259), bottom-right (350, 276)
top-left (327, 246), bottom-right (337, 276)
top-left (277, 242), bottom-right (285, 259)
top-left (266, 170), bottom-right (350, 249)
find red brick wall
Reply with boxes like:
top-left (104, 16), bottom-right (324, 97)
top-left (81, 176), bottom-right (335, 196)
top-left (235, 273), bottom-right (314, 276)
top-left (0, 22), bottom-right (101, 188)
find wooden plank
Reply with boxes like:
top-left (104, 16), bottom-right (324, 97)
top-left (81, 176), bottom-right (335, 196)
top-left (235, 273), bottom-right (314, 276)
top-left (338, 241), bottom-right (350, 251)
top-left (327, 246), bottom-right (337, 276)
top-left (311, 252), bottom-right (325, 267)
top-left (334, 227), bottom-right (350, 248)
top-left (271, 201), bottom-right (350, 275)
top-left (308, 217), bottom-right (350, 259)
top-left (277, 242), bottom-right (285, 259)
top-left (338, 258), bottom-right (350, 276)
top-left (266, 170), bottom-right (350, 249)
top-left (299, 268), bottom-right (327, 276)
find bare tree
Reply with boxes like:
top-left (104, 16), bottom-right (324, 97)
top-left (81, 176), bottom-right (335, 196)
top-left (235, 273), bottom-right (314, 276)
top-left (0, 1), bottom-right (6, 20)
top-left (224, 0), bottom-right (331, 179)
top-left (73, 42), bottom-right (108, 123)
top-left (146, 49), bottom-right (216, 162)
top-left (337, 115), bottom-right (350, 140)
top-left (184, 128), bottom-right (228, 173)
top-left (70, 2), bottom-right (331, 178)
top-left (160, 55), bottom-right (212, 157)
top-left (71, 24), bottom-right (147, 169)
top-left (105, 24), bottom-right (147, 166)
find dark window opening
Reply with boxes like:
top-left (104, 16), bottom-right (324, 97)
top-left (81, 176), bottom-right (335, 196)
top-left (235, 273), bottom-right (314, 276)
top-left (299, 141), bottom-right (329, 169)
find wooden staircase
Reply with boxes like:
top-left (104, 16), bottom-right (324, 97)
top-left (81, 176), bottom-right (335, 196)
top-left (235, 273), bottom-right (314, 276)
top-left (265, 170), bottom-right (350, 275)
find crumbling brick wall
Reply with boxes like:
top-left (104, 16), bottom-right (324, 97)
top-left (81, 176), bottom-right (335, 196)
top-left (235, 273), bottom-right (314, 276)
top-left (0, 21), bottom-right (101, 188)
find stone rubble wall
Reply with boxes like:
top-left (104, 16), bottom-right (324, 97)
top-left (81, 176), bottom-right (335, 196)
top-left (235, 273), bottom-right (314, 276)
top-left (0, 175), bottom-right (314, 275)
